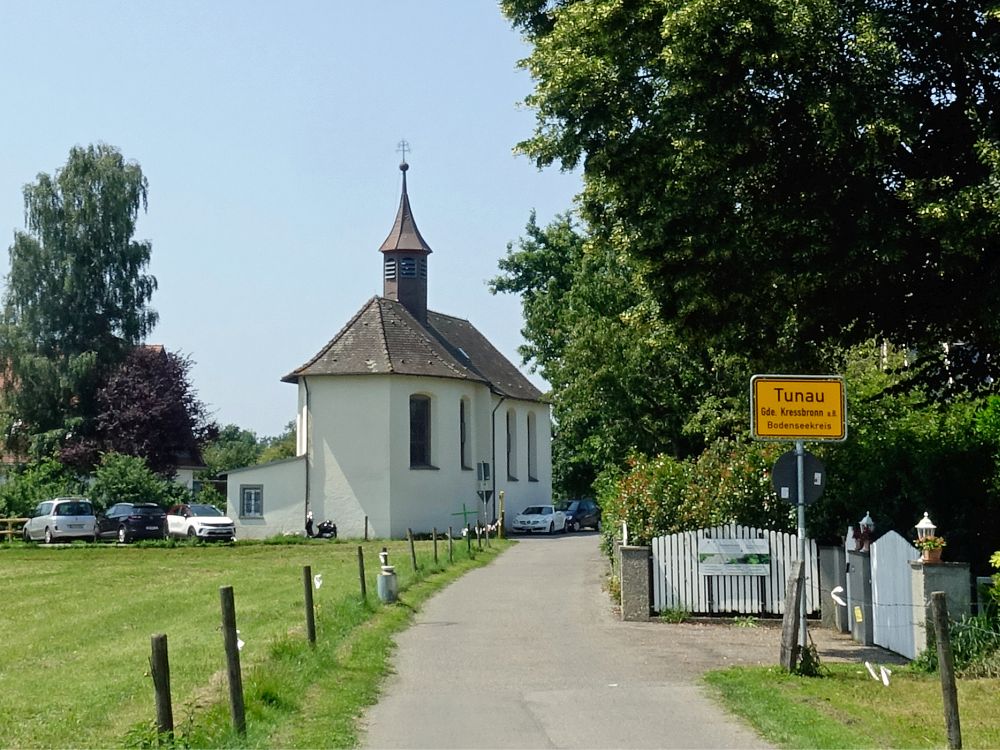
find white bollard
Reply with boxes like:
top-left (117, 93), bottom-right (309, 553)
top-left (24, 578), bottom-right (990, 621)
top-left (377, 550), bottom-right (398, 603)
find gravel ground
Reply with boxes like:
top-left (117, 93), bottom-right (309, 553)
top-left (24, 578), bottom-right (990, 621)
top-left (613, 616), bottom-right (910, 679)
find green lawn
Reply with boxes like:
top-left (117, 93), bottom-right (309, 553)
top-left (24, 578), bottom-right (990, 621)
top-left (705, 663), bottom-right (1000, 749)
top-left (0, 536), bottom-right (507, 748)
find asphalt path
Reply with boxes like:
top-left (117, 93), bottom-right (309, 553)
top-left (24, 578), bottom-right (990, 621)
top-left (360, 532), bottom-right (771, 749)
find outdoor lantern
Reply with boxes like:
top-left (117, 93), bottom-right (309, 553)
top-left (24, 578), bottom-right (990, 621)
top-left (859, 511), bottom-right (875, 534)
top-left (915, 512), bottom-right (936, 541)
top-left (854, 511), bottom-right (875, 551)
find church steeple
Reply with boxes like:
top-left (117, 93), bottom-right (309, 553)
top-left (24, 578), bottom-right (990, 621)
top-left (380, 153), bottom-right (432, 323)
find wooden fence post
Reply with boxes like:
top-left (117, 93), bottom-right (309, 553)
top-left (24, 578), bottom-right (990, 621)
top-left (219, 586), bottom-right (246, 735)
top-left (476, 524), bottom-right (482, 550)
top-left (779, 561), bottom-right (804, 671)
top-left (357, 545), bottom-right (367, 599)
top-left (466, 524), bottom-right (472, 554)
top-left (448, 527), bottom-right (454, 563)
top-left (932, 591), bottom-right (962, 749)
top-left (149, 634), bottom-right (173, 738)
top-left (364, 515), bottom-right (369, 541)
top-left (432, 528), bottom-right (438, 564)
top-left (303, 565), bottom-right (316, 646)
top-left (408, 528), bottom-right (418, 571)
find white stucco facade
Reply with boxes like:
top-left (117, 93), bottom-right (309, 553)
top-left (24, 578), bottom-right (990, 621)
top-left (493, 398), bottom-right (553, 523)
top-left (226, 456), bottom-right (306, 539)
top-left (301, 373), bottom-right (551, 538)
top-left (226, 372), bottom-right (552, 540)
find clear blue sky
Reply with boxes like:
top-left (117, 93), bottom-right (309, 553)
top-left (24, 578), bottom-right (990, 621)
top-left (0, 2), bottom-right (580, 438)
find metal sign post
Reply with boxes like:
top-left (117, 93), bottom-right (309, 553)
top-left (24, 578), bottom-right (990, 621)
top-left (751, 374), bottom-right (847, 667)
top-left (795, 440), bottom-right (807, 650)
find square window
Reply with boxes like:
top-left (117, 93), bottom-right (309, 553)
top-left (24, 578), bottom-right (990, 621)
top-left (240, 486), bottom-right (263, 518)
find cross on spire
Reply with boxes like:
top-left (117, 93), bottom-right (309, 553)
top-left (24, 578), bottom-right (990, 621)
top-left (396, 138), bottom-right (410, 165)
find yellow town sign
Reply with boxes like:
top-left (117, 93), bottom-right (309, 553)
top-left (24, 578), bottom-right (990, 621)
top-left (751, 375), bottom-right (847, 442)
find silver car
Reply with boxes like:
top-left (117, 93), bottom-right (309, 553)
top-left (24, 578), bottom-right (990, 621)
top-left (22, 497), bottom-right (97, 543)
top-left (511, 504), bottom-right (567, 534)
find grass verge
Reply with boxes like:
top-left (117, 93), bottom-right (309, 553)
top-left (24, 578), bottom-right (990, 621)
top-left (705, 663), bottom-right (1000, 749)
top-left (0, 536), bottom-right (510, 748)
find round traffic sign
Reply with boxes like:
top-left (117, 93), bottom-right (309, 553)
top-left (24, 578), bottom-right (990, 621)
top-left (771, 450), bottom-right (825, 505)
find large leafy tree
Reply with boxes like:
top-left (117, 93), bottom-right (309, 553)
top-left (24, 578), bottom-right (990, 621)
top-left (493, 212), bottom-right (715, 495)
top-left (1, 144), bottom-right (157, 457)
top-left (503, 0), bottom-right (1000, 372)
top-left (90, 347), bottom-right (213, 476)
top-left (199, 424), bottom-right (264, 479)
top-left (259, 420), bottom-right (297, 464)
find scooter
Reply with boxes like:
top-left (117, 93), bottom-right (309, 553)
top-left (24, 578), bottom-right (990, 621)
top-left (315, 520), bottom-right (337, 539)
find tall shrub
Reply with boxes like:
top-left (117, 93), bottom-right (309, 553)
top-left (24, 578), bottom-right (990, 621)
top-left (89, 452), bottom-right (182, 510)
top-left (680, 438), bottom-right (791, 531)
top-left (600, 454), bottom-right (689, 546)
top-left (0, 458), bottom-right (83, 517)
top-left (599, 439), bottom-right (793, 547)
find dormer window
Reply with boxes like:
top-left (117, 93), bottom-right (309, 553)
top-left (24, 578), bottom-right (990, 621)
top-left (400, 257), bottom-right (417, 277)
top-left (384, 258), bottom-right (397, 280)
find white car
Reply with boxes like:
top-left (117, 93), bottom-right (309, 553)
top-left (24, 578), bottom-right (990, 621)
top-left (512, 504), bottom-right (567, 534)
top-left (22, 497), bottom-right (97, 543)
top-left (166, 502), bottom-right (236, 541)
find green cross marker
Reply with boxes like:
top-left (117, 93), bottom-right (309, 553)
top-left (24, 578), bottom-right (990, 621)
top-left (450, 503), bottom-right (478, 525)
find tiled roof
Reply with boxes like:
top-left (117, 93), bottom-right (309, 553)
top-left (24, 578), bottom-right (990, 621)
top-left (282, 297), bottom-right (543, 402)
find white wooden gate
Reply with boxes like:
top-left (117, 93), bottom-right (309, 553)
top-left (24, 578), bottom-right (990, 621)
top-left (651, 523), bottom-right (819, 615)
top-left (871, 531), bottom-right (921, 658)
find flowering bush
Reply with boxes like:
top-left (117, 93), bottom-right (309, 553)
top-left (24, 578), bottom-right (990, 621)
top-left (597, 438), bottom-right (794, 547)
top-left (599, 453), bottom-right (689, 546)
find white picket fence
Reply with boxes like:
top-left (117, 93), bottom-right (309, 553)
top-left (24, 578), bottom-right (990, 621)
top-left (651, 523), bottom-right (820, 615)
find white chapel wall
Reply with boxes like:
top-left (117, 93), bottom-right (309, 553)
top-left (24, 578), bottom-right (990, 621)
top-left (386, 376), bottom-right (489, 537)
top-left (494, 397), bottom-right (553, 525)
top-left (306, 375), bottom-right (392, 538)
top-left (226, 456), bottom-right (306, 539)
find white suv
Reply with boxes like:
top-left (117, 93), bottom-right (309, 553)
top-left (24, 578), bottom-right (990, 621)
top-left (166, 502), bottom-right (236, 541)
top-left (23, 497), bottom-right (97, 543)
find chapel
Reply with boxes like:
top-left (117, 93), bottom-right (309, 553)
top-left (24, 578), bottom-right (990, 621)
top-left (226, 161), bottom-right (552, 538)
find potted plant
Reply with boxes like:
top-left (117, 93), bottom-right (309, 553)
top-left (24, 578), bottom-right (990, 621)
top-left (914, 534), bottom-right (946, 563)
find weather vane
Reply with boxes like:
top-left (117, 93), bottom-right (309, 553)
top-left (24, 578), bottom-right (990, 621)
top-left (396, 138), bottom-right (410, 164)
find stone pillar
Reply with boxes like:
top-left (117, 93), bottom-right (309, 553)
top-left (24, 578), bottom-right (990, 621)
top-left (819, 545), bottom-right (848, 633)
top-left (910, 560), bottom-right (971, 658)
top-left (620, 545), bottom-right (651, 622)
top-left (847, 550), bottom-right (873, 645)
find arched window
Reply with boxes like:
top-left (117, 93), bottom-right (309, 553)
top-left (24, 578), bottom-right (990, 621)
top-left (400, 257), bottom-right (417, 277)
top-left (460, 397), bottom-right (471, 469)
top-left (506, 408), bottom-right (518, 480)
top-left (410, 395), bottom-right (431, 467)
top-left (527, 411), bottom-right (538, 481)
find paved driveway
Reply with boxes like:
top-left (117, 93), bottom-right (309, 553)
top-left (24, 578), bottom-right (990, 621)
top-left (360, 533), bottom-right (772, 749)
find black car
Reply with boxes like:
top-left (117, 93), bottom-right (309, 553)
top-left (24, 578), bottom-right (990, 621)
top-left (96, 502), bottom-right (167, 543)
top-left (557, 499), bottom-right (601, 532)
